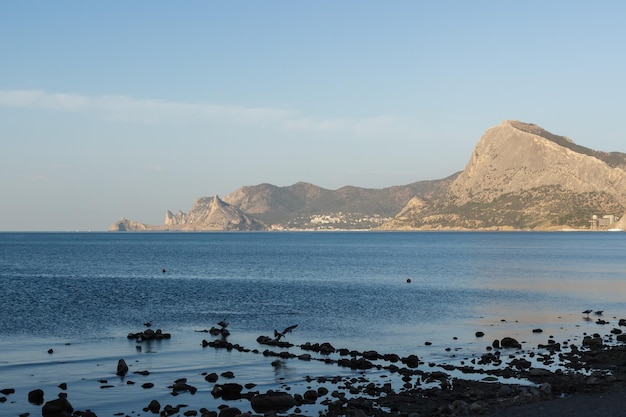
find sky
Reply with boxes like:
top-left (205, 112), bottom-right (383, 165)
top-left (1, 1), bottom-right (625, 231)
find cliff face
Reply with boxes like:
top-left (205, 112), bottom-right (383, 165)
top-left (448, 121), bottom-right (626, 205)
top-left (109, 196), bottom-right (265, 231)
top-left (382, 120), bottom-right (626, 230)
top-left (163, 195), bottom-right (265, 231)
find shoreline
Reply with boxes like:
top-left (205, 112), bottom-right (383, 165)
top-left (3, 319), bottom-right (626, 417)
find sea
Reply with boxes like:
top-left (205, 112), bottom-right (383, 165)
top-left (1, 231), bottom-right (625, 416)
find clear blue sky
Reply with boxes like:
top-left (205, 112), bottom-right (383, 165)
top-left (1, 1), bottom-right (625, 231)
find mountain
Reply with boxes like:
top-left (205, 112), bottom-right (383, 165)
top-left (108, 195), bottom-right (265, 231)
top-left (222, 179), bottom-right (454, 229)
top-left (109, 120), bottom-right (626, 231)
top-left (381, 120), bottom-right (626, 230)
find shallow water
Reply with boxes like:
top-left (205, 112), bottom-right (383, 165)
top-left (1, 231), bottom-right (625, 415)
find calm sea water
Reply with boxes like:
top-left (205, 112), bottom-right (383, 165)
top-left (1, 231), bottom-right (625, 415)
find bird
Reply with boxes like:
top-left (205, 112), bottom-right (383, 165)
top-left (582, 310), bottom-right (592, 317)
top-left (143, 322), bottom-right (152, 328)
top-left (594, 310), bottom-right (604, 316)
top-left (274, 324), bottom-right (298, 341)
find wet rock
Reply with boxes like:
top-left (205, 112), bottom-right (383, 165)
top-left (219, 383), bottom-right (243, 400)
top-left (171, 380), bottom-right (197, 395)
top-left (492, 339), bottom-right (500, 349)
top-left (116, 359), bottom-right (129, 376)
top-left (582, 335), bottom-right (604, 348)
top-left (250, 391), bottom-right (297, 413)
top-left (217, 407), bottom-right (241, 417)
top-left (475, 331), bottom-right (485, 337)
top-left (145, 399), bottom-right (160, 413)
top-left (42, 396), bottom-right (74, 417)
top-left (28, 388), bottom-right (44, 405)
top-left (532, 328), bottom-right (543, 333)
top-left (500, 337), bottom-right (521, 349)
top-left (0, 388), bottom-right (15, 395)
top-left (204, 372), bottom-right (219, 382)
top-left (303, 389), bottom-right (318, 403)
top-left (401, 354), bottom-right (420, 368)
top-left (220, 371), bottom-right (235, 379)
top-left (338, 357), bottom-right (374, 370)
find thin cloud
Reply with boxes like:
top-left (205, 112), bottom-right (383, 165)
top-left (0, 89), bottom-right (414, 137)
top-left (0, 89), bottom-right (294, 125)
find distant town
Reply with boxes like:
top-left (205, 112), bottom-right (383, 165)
top-left (270, 212), bottom-right (391, 231)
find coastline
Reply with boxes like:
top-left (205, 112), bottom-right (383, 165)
top-left (3, 320), bottom-right (626, 417)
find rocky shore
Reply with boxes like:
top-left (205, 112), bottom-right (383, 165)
top-left (3, 319), bottom-right (626, 417)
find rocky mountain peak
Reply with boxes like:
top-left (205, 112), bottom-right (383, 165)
top-left (448, 120), bottom-right (626, 205)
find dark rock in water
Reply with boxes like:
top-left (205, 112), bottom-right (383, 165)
top-left (116, 359), bottom-right (129, 376)
top-left (219, 383), bottom-right (243, 400)
top-left (204, 372), bottom-right (219, 382)
top-left (145, 399), bottom-right (160, 413)
top-left (42, 396), bottom-right (74, 417)
top-left (500, 337), bottom-right (521, 349)
top-left (0, 388), bottom-right (15, 395)
top-left (28, 388), bottom-right (44, 405)
top-left (338, 357), bottom-right (374, 370)
top-left (303, 389), bottom-right (318, 403)
top-left (532, 328), bottom-right (543, 333)
top-left (250, 391), bottom-right (297, 413)
top-left (58, 382), bottom-right (67, 390)
top-left (47, 348), bottom-right (54, 354)
top-left (401, 354), bottom-right (420, 368)
top-left (220, 371), bottom-right (235, 379)
top-left (171, 381), bottom-right (197, 395)
top-left (582, 335), bottom-right (604, 348)
top-left (475, 331), bottom-right (485, 337)
top-left (217, 407), bottom-right (242, 417)
top-left (492, 339), bottom-right (500, 349)
top-left (142, 383), bottom-right (155, 389)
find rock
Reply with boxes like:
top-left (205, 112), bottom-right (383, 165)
top-left (220, 371), bottom-right (235, 379)
top-left (28, 388), bottom-right (44, 405)
top-left (540, 382), bottom-right (552, 394)
top-left (532, 328), bottom-right (543, 333)
top-left (116, 359), bottom-right (129, 376)
top-left (171, 381), bottom-right (197, 395)
top-left (146, 399), bottom-right (160, 413)
top-left (219, 383), bottom-right (243, 400)
top-left (303, 389), bottom-right (318, 403)
top-left (492, 339), bottom-right (500, 349)
top-left (500, 337), bottom-right (521, 349)
top-left (205, 372), bottom-right (219, 382)
top-left (582, 335), bottom-right (604, 348)
top-left (42, 396), bottom-right (74, 417)
top-left (475, 331), bottom-right (485, 337)
top-left (217, 407), bottom-right (242, 417)
top-left (497, 385), bottom-right (513, 397)
top-left (250, 391), bottom-right (297, 413)
top-left (401, 354), bottom-right (420, 368)
top-left (469, 401), bottom-right (488, 415)
top-left (529, 368), bottom-right (552, 377)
